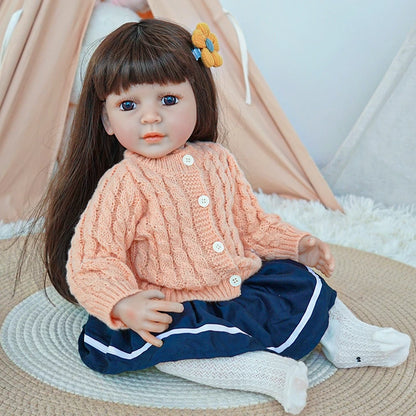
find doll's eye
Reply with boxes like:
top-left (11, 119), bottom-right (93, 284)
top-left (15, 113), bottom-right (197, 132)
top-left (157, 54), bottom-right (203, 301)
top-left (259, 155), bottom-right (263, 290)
top-left (161, 95), bottom-right (179, 106)
top-left (119, 101), bottom-right (136, 111)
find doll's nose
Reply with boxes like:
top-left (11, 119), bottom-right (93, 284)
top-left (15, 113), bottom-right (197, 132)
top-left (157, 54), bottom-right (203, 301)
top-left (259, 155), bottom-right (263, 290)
top-left (141, 108), bottom-right (161, 124)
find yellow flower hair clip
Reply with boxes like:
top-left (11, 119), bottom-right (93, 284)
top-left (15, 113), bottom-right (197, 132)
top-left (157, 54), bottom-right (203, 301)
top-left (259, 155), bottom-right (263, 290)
top-left (191, 22), bottom-right (223, 68)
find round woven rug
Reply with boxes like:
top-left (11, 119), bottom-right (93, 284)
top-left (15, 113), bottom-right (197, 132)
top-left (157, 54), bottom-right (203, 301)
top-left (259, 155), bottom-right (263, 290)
top-left (0, 286), bottom-right (335, 407)
top-left (1, 238), bottom-right (415, 415)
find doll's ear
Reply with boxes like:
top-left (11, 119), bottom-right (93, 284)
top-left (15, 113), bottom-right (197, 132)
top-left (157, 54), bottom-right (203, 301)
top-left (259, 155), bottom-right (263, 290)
top-left (101, 106), bottom-right (114, 135)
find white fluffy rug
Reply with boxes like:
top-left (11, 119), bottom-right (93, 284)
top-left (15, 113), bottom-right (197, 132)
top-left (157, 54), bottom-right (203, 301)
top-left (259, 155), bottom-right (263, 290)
top-left (256, 193), bottom-right (416, 268)
top-left (1, 194), bottom-right (415, 268)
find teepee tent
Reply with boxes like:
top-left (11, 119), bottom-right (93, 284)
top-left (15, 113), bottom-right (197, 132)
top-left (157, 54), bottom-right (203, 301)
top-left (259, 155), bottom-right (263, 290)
top-left (0, 0), bottom-right (341, 224)
top-left (322, 22), bottom-right (416, 207)
top-left (0, 0), bottom-right (95, 223)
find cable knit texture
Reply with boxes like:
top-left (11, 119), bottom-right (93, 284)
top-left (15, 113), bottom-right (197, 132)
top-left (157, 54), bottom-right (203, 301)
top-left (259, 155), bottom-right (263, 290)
top-left (67, 142), bottom-right (308, 328)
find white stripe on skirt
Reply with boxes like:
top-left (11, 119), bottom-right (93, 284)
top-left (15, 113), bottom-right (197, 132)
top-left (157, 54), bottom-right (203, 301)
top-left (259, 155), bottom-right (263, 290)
top-left (84, 324), bottom-right (249, 360)
top-left (267, 269), bottom-right (322, 353)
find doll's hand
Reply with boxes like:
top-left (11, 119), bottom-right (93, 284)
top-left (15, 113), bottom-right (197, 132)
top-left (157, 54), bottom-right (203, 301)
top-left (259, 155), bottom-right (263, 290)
top-left (112, 290), bottom-right (184, 347)
top-left (298, 236), bottom-right (335, 277)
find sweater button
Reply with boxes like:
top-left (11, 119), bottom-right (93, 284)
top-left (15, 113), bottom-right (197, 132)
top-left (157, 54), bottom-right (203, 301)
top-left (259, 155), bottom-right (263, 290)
top-left (198, 195), bottom-right (210, 207)
top-left (229, 275), bottom-right (242, 287)
top-left (182, 154), bottom-right (194, 166)
top-left (213, 241), bottom-right (224, 253)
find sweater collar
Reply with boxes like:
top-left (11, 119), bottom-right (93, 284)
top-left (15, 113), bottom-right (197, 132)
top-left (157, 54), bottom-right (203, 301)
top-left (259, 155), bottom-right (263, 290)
top-left (124, 142), bottom-right (204, 172)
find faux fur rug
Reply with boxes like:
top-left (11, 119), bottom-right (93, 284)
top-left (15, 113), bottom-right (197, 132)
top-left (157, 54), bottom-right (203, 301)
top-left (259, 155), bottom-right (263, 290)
top-left (1, 194), bottom-right (415, 268)
top-left (256, 193), bottom-right (416, 268)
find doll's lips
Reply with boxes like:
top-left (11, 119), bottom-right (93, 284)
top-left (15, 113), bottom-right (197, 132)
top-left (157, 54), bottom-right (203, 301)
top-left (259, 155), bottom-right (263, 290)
top-left (142, 132), bottom-right (165, 143)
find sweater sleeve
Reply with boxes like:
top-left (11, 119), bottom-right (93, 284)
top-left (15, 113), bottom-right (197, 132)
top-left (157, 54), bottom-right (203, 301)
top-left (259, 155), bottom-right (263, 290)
top-left (226, 150), bottom-right (309, 261)
top-left (66, 164), bottom-right (144, 329)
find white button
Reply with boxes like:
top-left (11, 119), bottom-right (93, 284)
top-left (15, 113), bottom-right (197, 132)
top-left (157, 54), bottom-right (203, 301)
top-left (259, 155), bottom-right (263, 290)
top-left (213, 241), bottom-right (224, 253)
top-left (229, 275), bottom-right (242, 287)
top-left (182, 155), bottom-right (194, 166)
top-left (198, 195), bottom-right (210, 207)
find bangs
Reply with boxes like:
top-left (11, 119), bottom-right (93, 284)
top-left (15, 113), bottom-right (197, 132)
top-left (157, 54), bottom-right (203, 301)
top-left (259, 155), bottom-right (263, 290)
top-left (92, 21), bottom-right (195, 99)
top-left (115, 46), bottom-right (189, 92)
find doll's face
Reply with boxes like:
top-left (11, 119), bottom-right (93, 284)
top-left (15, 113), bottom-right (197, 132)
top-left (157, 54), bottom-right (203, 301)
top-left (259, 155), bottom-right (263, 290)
top-left (102, 80), bottom-right (197, 158)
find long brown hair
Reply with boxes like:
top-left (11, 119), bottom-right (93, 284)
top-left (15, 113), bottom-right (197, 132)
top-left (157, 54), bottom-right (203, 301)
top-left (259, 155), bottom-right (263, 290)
top-left (19, 19), bottom-right (219, 303)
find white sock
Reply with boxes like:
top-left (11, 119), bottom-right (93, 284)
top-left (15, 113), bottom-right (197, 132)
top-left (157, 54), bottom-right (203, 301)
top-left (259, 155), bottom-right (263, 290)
top-left (156, 351), bottom-right (308, 415)
top-left (321, 298), bottom-right (411, 368)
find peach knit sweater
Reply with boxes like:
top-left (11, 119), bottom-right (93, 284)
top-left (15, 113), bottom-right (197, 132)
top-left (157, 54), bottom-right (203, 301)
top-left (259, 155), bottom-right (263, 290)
top-left (67, 142), bottom-right (308, 329)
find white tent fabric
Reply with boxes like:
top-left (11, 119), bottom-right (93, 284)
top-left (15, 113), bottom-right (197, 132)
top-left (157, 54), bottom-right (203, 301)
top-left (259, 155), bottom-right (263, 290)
top-left (322, 23), bottom-right (416, 206)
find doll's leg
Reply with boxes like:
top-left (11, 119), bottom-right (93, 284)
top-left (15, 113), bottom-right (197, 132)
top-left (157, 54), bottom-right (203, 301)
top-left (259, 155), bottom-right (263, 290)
top-left (156, 351), bottom-right (308, 415)
top-left (321, 298), bottom-right (411, 368)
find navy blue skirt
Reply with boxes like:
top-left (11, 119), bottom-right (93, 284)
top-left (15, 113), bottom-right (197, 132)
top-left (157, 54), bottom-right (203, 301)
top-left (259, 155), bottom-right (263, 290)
top-left (79, 260), bottom-right (337, 374)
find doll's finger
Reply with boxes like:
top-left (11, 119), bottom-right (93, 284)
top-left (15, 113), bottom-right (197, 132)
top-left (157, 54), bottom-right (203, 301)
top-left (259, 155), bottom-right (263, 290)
top-left (320, 266), bottom-right (332, 277)
top-left (137, 329), bottom-right (163, 347)
top-left (320, 243), bottom-right (333, 261)
top-left (316, 261), bottom-right (332, 277)
top-left (143, 290), bottom-right (166, 300)
top-left (148, 310), bottom-right (173, 325)
top-left (324, 254), bottom-right (335, 272)
top-left (152, 300), bottom-right (184, 314)
top-left (142, 321), bottom-right (170, 334)
top-left (315, 263), bottom-right (325, 274)
top-left (323, 262), bottom-right (334, 277)
top-left (319, 257), bottom-right (332, 270)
